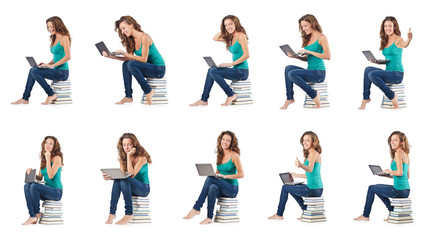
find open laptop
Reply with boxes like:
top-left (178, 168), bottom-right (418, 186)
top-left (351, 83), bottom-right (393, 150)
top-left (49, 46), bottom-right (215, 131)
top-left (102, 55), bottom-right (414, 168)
top-left (24, 169), bottom-right (45, 183)
top-left (279, 44), bottom-right (306, 57)
top-left (203, 56), bottom-right (228, 68)
top-left (279, 172), bottom-right (304, 185)
top-left (369, 165), bottom-right (391, 177)
top-left (101, 168), bottom-right (133, 179)
top-left (26, 57), bottom-right (49, 68)
top-left (362, 51), bottom-right (388, 64)
top-left (95, 41), bottom-right (124, 57)
top-left (195, 163), bottom-right (217, 177)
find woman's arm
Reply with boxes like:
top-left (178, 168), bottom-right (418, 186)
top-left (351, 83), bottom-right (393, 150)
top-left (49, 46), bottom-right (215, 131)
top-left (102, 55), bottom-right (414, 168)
top-left (296, 152), bottom-right (317, 173)
top-left (385, 152), bottom-right (404, 176)
top-left (290, 172), bottom-right (307, 179)
top-left (43, 36), bottom-right (71, 68)
top-left (396, 30), bottom-right (413, 48)
top-left (213, 32), bottom-right (224, 42)
top-left (221, 153), bottom-right (244, 179)
top-left (126, 148), bottom-right (146, 177)
top-left (122, 34), bottom-right (151, 63)
top-left (45, 155), bottom-right (62, 179)
top-left (301, 34), bottom-right (331, 60)
top-left (220, 33), bottom-right (249, 67)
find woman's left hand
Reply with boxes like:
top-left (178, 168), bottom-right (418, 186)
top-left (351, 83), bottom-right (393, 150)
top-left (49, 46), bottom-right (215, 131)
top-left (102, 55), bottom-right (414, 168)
top-left (115, 50), bottom-right (129, 57)
top-left (298, 49), bottom-right (309, 55)
top-left (219, 63), bottom-right (232, 68)
top-left (294, 157), bottom-right (301, 167)
top-left (216, 173), bottom-right (225, 179)
top-left (128, 148), bottom-right (136, 157)
top-left (40, 63), bottom-right (53, 69)
top-left (382, 169), bottom-right (391, 174)
top-left (45, 151), bottom-right (51, 161)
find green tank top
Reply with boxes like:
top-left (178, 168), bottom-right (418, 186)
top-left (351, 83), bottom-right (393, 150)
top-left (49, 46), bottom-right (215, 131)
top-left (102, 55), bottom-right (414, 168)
top-left (228, 40), bottom-right (248, 69)
top-left (133, 163), bottom-right (149, 184)
top-left (134, 42), bottom-right (165, 66)
top-left (217, 159), bottom-right (238, 186)
top-left (391, 159), bottom-right (409, 190)
top-left (41, 163), bottom-right (62, 189)
top-left (305, 159), bottom-right (323, 189)
top-left (382, 42), bottom-right (403, 72)
top-left (304, 40), bottom-right (325, 70)
top-left (50, 41), bottom-right (69, 70)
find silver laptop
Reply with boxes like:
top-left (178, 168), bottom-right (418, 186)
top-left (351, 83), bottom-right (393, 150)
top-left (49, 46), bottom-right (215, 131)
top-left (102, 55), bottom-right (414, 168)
top-left (95, 41), bottom-right (124, 57)
top-left (279, 44), bottom-right (306, 57)
top-left (195, 163), bottom-right (217, 177)
top-left (203, 56), bottom-right (228, 68)
top-left (362, 51), bottom-right (388, 64)
top-left (101, 168), bottom-right (133, 179)
top-left (25, 169), bottom-right (45, 183)
top-left (279, 172), bottom-right (304, 185)
top-left (369, 165), bottom-right (390, 177)
top-left (26, 57), bottom-right (49, 68)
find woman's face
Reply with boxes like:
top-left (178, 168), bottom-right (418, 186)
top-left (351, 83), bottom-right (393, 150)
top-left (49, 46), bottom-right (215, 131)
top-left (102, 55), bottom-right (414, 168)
top-left (44, 138), bottom-right (55, 153)
top-left (122, 138), bottom-right (134, 154)
top-left (47, 21), bottom-right (56, 35)
top-left (221, 134), bottom-right (232, 150)
top-left (384, 20), bottom-right (394, 36)
top-left (301, 21), bottom-right (312, 35)
top-left (302, 135), bottom-right (313, 150)
top-left (390, 134), bottom-right (402, 150)
top-left (224, 19), bottom-right (236, 34)
top-left (119, 21), bottom-right (133, 37)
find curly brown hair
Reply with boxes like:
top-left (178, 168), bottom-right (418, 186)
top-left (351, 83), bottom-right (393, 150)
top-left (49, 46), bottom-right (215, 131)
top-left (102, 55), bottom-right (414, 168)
top-left (379, 16), bottom-right (401, 50)
top-left (215, 131), bottom-right (240, 165)
top-left (298, 14), bottom-right (322, 48)
top-left (117, 133), bottom-right (151, 172)
top-left (300, 131), bottom-right (322, 159)
top-left (388, 131), bottom-right (409, 159)
top-left (40, 136), bottom-right (63, 169)
top-left (46, 16), bottom-right (71, 47)
top-left (220, 15), bottom-right (248, 50)
top-left (115, 16), bottom-right (144, 54)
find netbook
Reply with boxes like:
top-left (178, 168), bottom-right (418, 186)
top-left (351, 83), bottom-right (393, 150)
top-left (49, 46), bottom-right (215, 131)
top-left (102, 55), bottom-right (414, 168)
top-left (26, 57), bottom-right (49, 68)
top-left (369, 165), bottom-right (390, 177)
top-left (195, 163), bottom-right (217, 177)
top-left (101, 168), bottom-right (133, 179)
top-left (95, 41), bottom-right (124, 57)
top-left (362, 51), bottom-right (389, 64)
top-left (203, 56), bottom-right (228, 68)
top-left (279, 172), bottom-right (304, 185)
top-left (279, 44), bottom-right (306, 57)
top-left (25, 169), bottom-right (45, 184)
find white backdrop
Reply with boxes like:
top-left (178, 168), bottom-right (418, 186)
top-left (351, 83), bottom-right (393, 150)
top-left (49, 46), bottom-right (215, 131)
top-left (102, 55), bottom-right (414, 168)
top-left (1, 0), bottom-right (421, 239)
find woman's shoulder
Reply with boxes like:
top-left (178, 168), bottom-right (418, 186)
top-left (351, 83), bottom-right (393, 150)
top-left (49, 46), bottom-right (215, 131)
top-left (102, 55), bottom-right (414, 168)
top-left (141, 33), bottom-right (153, 44)
top-left (318, 34), bottom-right (328, 43)
top-left (230, 152), bottom-right (240, 161)
top-left (394, 36), bottom-right (405, 46)
top-left (52, 155), bottom-right (63, 166)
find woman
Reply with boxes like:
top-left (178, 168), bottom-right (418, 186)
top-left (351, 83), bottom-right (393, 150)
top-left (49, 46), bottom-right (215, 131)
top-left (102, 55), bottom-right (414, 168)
top-left (359, 17), bottom-right (412, 110)
top-left (12, 16), bottom-right (71, 105)
top-left (268, 131), bottom-right (323, 220)
top-left (183, 131), bottom-right (244, 224)
top-left (281, 14), bottom-right (331, 109)
top-left (104, 133), bottom-right (151, 225)
top-left (190, 15), bottom-right (249, 106)
top-left (354, 131), bottom-right (410, 221)
top-left (103, 16), bottom-right (165, 105)
top-left (23, 136), bottom-right (63, 225)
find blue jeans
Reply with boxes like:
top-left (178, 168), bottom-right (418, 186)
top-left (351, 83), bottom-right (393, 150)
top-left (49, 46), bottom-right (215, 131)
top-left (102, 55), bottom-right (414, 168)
top-left (22, 68), bottom-right (69, 100)
top-left (362, 184), bottom-right (410, 217)
top-left (284, 65), bottom-right (325, 100)
top-left (362, 67), bottom-right (404, 100)
top-left (276, 184), bottom-right (323, 216)
top-left (24, 183), bottom-right (63, 217)
top-left (109, 178), bottom-right (150, 215)
top-left (193, 176), bottom-right (239, 219)
top-left (122, 60), bottom-right (166, 97)
top-left (201, 67), bottom-right (249, 102)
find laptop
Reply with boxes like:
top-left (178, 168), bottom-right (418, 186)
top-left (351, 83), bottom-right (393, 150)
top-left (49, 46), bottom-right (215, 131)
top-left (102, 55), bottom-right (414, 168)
top-left (24, 169), bottom-right (45, 183)
top-left (101, 168), bottom-right (133, 179)
top-left (369, 165), bottom-right (391, 177)
top-left (203, 56), bottom-right (228, 68)
top-left (362, 51), bottom-right (388, 64)
top-left (26, 57), bottom-right (49, 68)
top-left (195, 163), bottom-right (217, 177)
top-left (279, 172), bottom-right (304, 185)
top-left (279, 44), bottom-right (306, 57)
top-left (95, 41), bottom-right (124, 57)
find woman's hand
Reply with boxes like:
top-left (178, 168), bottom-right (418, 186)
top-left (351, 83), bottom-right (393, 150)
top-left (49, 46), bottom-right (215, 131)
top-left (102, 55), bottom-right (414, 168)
top-left (382, 169), bottom-right (391, 174)
top-left (289, 172), bottom-right (298, 178)
top-left (115, 50), bottom-right (130, 58)
top-left (39, 63), bottom-right (53, 69)
top-left (26, 168), bottom-right (32, 175)
top-left (216, 173), bottom-right (225, 179)
top-left (45, 151), bottom-right (51, 162)
top-left (102, 51), bottom-right (110, 57)
top-left (128, 148), bottom-right (136, 157)
top-left (103, 174), bottom-right (112, 181)
top-left (407, 28), bottom-right (413, 40)
top-left (219, 63), bottom-right (232, 68)
top-left (294, 157), bottom-right (301, 167)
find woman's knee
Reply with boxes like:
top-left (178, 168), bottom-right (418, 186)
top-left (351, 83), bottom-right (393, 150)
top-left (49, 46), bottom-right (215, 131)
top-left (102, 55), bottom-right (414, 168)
top-left (208, 184), bottom-right (219, 195)
top-left (29, 67), bottom-right (41, 77)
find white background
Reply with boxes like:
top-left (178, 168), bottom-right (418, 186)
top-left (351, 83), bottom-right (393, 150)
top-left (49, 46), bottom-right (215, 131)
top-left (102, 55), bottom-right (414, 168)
top-left (1, 0), bottom-right (421, 239)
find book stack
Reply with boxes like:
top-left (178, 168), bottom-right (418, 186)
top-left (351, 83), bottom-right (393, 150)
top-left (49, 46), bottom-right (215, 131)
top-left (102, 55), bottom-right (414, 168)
top-left (230, 80), bottom-right (253, 105)
top-left (304, 82), bottom-right (330, 108)
top-left (129, 196), bottom-right (151, 223)
top-left (381, 83), bottom-right (406, 109)
top-left (301, 197), bottom-right (326, 223)
top-left (142, 78), bottom-right (168, 104)
top-left (51, 80), bottom-right (72, 104)
top-left (39, 200), bottom-right (64, 225)
top-left (387, 198), bottom-right (413, 224)
top-left (214, 197), bottom-right (239, 223)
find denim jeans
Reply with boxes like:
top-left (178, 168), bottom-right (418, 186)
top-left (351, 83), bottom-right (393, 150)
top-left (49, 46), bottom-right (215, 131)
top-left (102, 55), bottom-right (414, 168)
top-left (109, 177), bottom-right (150, 215)
top-left (24, 183), bottom-right (63, 217)
top-left (362, 66), bottom-right (404, 100)
top-left (122, 60), bottom-right (166, 97)
top-left (193, 176), bottom-right (239, 219)
top-left (22, 68), bottom-right (69, 100)
top-left (276, 184), bottom-right (323, 217)
top-left (284, 65), bottom-right (325, 100)
top-left (201, 67), bottom-right (249, 102)
top-left (362, 184), bottom-right (410, 217)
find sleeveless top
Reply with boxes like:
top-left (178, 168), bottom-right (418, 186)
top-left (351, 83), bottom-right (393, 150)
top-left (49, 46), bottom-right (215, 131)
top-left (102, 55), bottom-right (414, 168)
top-left (391, 159), bottom-right (409, 190)
top-left (50, 41), bottom-right (69, 70)
top-left (304, 40), bottom-right (325, 70)
top-left (305, 159), bottom-right (323, 189)
top-left (133, 163), bottom-right (150, 184)
top-left (134, 42), bottom-right (165, 66)
top-left (217, 159), bottom-right (238, 186)
top-left (382, 42), bottom-right (404, 72)
top-left (41, 162), bottom-right (63, 189)
top-left (229, 40), bottom-right (248, 69)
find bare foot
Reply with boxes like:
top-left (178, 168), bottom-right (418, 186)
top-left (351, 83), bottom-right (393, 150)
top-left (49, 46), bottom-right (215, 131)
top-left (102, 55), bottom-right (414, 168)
top-left (358, 99), bottom-right (371, 110)
top-left (11, 98), bottom-right (29, 105)
top-left (268, 214), bottom-right (284, 220)
top-left (105, 214), bottom-right (116, 224)
top-left (144, 89), bottom-right (155, 105)
top-left (280, 99), bottom-right (295, 109)
top-left (313, 92), bottom-right (321, 109)
top-left (41, 94), bottom-right (58, 105)
top-left (384, 212), bottom-right (391, 222)
top-left (189, 100), bottom-right (208, 106)
top-left (115, 97), bottom-right (133, 105)
top-left (115, 215), bottom-right (133, 225)
top-left (200, 218), bottom-right (213, 225)
top-left (354, 215), bottom-right (369, 221)
top-left (221, 94), bottom-right (238, 106)
top-left (183, 209), bottom-right (200, 220)
top-left (22, 217), bottom-right (38, 225)
top-left (391, 93), bottom-right (399, 109)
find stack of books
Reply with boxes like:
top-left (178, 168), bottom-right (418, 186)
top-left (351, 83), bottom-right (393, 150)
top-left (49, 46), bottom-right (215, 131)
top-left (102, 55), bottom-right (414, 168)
top-left (214, 197), bottom-right (239, 223)
top-left (230, 80), bottom-right (253, 105)
top-left (381, 83), bottom-right (406, 109)
top-left (39, 200), bottom-right (64, 225)
top-left (129, 196), bottom-right (151, 223)
top-left (387, 198), bottom-right (413, 224)
top-left (301, 197), bottom-right (326, 223)
top-left (304, 82), bottom-right (330, 108)
top-left (142, 78), bottom-right (168, 104)
top-left (51, 80), bottom-right (72, 104)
